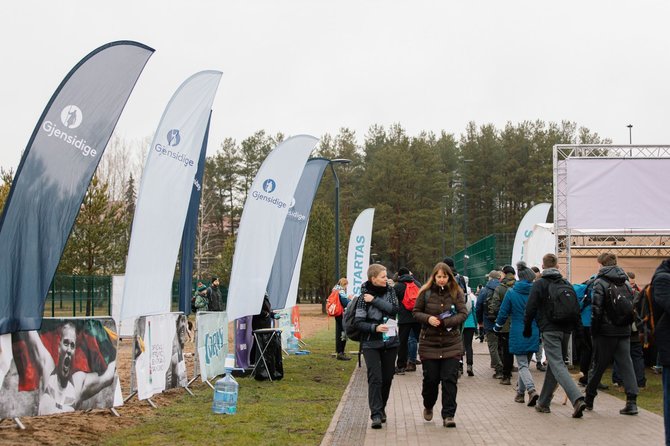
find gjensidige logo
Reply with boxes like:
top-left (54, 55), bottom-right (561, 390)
top-left (60, 105), bottom-right (83, 129)
top-left (287, 196), bottom-right (306, 221)
top-left (41, 104), bottom-right (96, 157)
top-left (167, 129), bottom-right (181, 146)
top-left (263, 179), bottom-right (276, 193)
top-left (252, 178), bottom-right (287, 209)
top-left (154, 128), bottom-right (194, 167)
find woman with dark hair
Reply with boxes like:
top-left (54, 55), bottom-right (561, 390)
top-left (413, 262), bottom-right (467, 428)
top-left (353, 264), bottom-right (399, 429)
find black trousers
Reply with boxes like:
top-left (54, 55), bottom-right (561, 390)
top-left (421, 357), bottom-right (460, 419)
top-left (335, 316), bottom-right (346, 354)
top-left (397, 323), bottom-right (421, 368)
top-left (578, 326), bottom-right (593, 379)
top-left (586, 336), bottom-right (639, 399)
top-left (498, 332), bottom-right (514, 378)
top-left (362, 346), bottom-right (398, 420)
top-left (462, 328), bottom-right (476, 366)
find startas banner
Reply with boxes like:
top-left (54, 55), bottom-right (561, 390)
top-left (132, 313), bottom-right (189, 400)
top-left (226, 135), bottom-right (319, 321)
top-left (0, 317), bottom-right (119, 418)
top-left (121, 71), bottom-right (222, 320)
top-left (0, 41), bottom-right (154, 335)
top-left (346, 208), bottom-right (375, 297)
top-left (511, 203), bottom-right (551, 268)
top-left (179, 113), bottom-right (211, 316)
top-left (195, 311), bottom-right (228, 381)
top-left (267, 158), bottom-right (329, 310)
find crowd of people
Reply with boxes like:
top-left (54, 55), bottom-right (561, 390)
top-left (336, 252), bottom-right (670, 443)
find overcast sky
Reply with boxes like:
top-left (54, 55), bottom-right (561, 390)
top-left (1, 0), bottom-right (669, 171)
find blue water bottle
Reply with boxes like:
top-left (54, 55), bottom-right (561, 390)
top-left (212, 367), bottom-right (238, 415)
top-left (382, 317), bottom-right (389, 341)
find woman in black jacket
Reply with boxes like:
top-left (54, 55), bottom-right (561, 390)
top-left (353, 263), bottom-right (399, 429)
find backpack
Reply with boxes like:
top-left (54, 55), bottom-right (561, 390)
top-left (545, 278), bottom-right (581, 324)
top-left (605, 281), bottom-right (635, 326)
top-left (326, 289), bottom-right (344, 317)
top-left (192, 292), bottom-right (209, 312)
top-left (485, 286), bottom-right (504, 322)
top-left (343, 294), bottom-right (362, 341)
top-left (402, 281), bottom-right (420, 311)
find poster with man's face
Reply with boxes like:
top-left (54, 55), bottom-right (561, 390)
top-left (0, 317), bottom-right (119, 418)
top-left (132, 313), bottom-right (188, 400)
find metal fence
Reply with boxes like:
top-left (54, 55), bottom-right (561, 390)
top-left (45, 275), bottom-right (113, 318)
top-left (451, 233), bottom-right (515, 290)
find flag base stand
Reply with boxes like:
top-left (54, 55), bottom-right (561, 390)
top-left (0, 418), bottom-right (26, 430)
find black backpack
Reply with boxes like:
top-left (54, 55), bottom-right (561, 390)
top-left (343, 294), bottom-right (362, 341)
top-left (485, 287), bottom-right (504, 322)
top-left (545, 278), bottom-right (581, 324)
top-left (605, 281), bottom-right (635, 326)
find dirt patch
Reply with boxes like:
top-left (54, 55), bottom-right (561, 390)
top-left (0, 304), bottom-right (328, 446)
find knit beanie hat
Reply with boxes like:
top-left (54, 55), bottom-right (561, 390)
top-left (398, 267), bottom-right (410, 276)
top-left (517, 261), bottom-right (536, 282)
top-left (502, 265), bottom-right (516, 276)
top-left (443, 257), bottom-right (455, 269)
top-left (197, 284), bottom-right (208, 292)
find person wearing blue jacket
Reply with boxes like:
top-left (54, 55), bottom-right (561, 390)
top-left (494, 262), bottom-right (540, 406)
top-left (476, 270), bottom-right (503, 377)
top-left (462, 288), bottom-right (478, 376)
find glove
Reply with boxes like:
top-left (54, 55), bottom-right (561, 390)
top-left (493, 323), bottom-right (502, 333)
top-left (523, 325), bottom-right (532, 338)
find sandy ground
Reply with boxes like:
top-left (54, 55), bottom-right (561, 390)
top-left (0, 304), bottom-right (329, 446)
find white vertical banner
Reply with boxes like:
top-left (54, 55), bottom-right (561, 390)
top-left (346, 208), bottom-right (375, 297)
top-left (226, 135), bottom-right (319, 321)
top-left (121, 71), bottom-right (222, 320)
top-left (511, 202), bottom-right (552, 268)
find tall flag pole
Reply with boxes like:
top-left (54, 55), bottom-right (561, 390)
top-left (179, 112), bottom-right (211, 315)
top-left (121, 71), bottom-right (222, 321)
top-left (0, 41), bottom-right (154, 335)
top-left (346, 208), bottom-right (375, 297)
top-left (266, 157), bottom-right (330, 309)
top-left (226, 135), bottom-right (318, 322)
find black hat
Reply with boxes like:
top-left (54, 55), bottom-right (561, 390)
top-left (502, 265), bottom-right (516, 276)
top-left (516, 261), bottom-right (535, 282)
top-left (443, 257), bottom-right (455, 268)
top-left (398, 267), bottom-right (410, 276)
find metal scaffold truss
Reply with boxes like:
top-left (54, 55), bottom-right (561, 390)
top-left (553, 144), bottom-right (670, 279)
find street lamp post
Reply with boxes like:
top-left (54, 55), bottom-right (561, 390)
top-left (627, 124), bottom-right (633, 144)
top-left (330, 158), bottom-right (351, 284)
top-left (462, 159), bottom-right (473, 277)
top-left (441, 195), bottom-right (448, 258)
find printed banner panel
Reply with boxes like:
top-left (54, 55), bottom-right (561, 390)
top-left (346, 208), bottom-right (375, 297)
top-left (0, 317), bottom-right (119, 418)
top-left (132, 313), bottom-right (188, 400)
top-left (274, 308), bottom-right (293, 348)
top-left (235, 316), bottom-right (253, 370)
top-left (195, 311), bottom-right (228, 381)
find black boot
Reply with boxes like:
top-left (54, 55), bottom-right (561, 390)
top-left (620, 395), bottom-right (638, 415)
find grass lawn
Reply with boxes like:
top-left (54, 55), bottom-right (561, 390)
top-left (101, 325), bottom-right (357, 446)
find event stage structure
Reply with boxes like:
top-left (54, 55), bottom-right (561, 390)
top-left (553, 145), bottom-right (670, 284)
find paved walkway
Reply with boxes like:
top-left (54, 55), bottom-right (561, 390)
top-left (322, 340), bottom-right (664, 446)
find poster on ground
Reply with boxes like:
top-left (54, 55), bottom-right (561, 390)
top-left (196, 311), bottom-right (228, 381)
top-left (0, 317), bottom-right (119, 418)
top-left (132, 313), bottom-right (188, 400)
